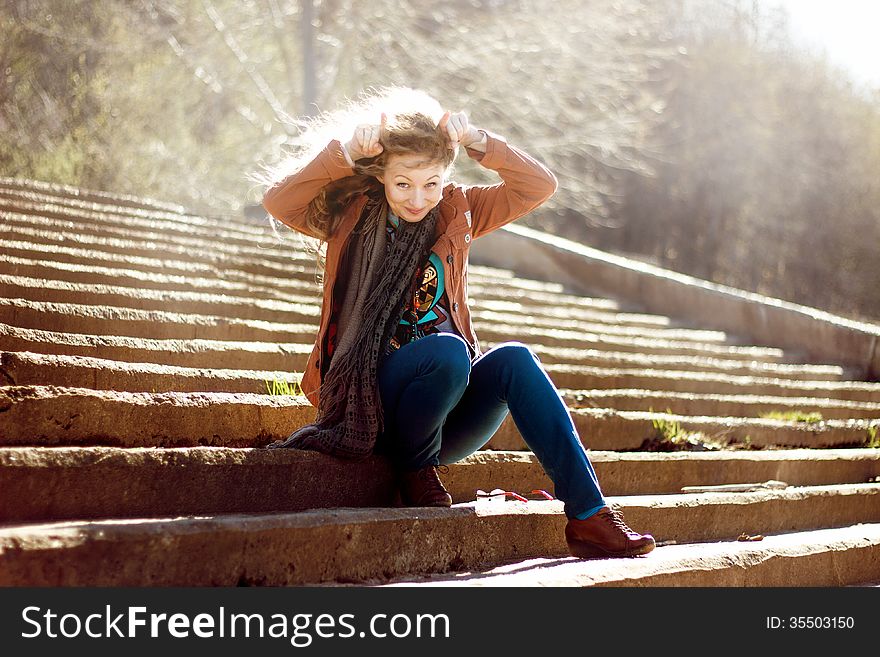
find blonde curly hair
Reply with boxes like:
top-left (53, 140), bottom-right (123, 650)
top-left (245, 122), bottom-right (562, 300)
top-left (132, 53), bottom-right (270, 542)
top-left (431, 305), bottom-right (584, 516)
top-left (255, 86), bottom-right (457, 242)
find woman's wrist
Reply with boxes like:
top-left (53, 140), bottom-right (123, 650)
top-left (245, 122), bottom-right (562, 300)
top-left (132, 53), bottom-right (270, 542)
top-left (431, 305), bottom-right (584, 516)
top-left (463, 128), bottom-right (488, 152)
top-left (341, 141), bottom-right (357, 166)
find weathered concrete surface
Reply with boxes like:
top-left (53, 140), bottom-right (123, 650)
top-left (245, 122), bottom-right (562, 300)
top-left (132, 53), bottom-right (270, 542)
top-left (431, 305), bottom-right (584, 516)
top-left (3, 447), bottom-right (878, 522)
top-left (0, 274), bottom-right (320, 323)
top-left (472, 309), bottom-right (728, 342)
top-left (8, 350), bottom-right (861, 404)
top-left (0, 219), bottom-right (304, 278)
top-left (478, 323), bottom-right (784, 359)
top-left (0, 196), bottom-right (296, 255)
top-left (488, 408), bottom-right (880, 450)
top-left (2, 297), bottom-right (783, 361)
top-left (1, 350), bottom-right (302, 394)
top-left (446, 449), bottom-right (880, 500)
top-left (520, 343), bottom-right (845, 380)
top-left (2, 274), bottom-right (743, 343)
top-left (0, 255), bottom-right (319, 301)
top-left (0, 176), bottom-right (191, 215)
top-left (3, 384), bottom-right (876, 449)
top-left (0, 447), bottom-right (396, 522)
top-left (0, 486), bottom-right (877, 586)
top-left (545, 364), bottom-right (880, 402)
top-left (0, 324), bottom-right (311, 371)
top-left (564, 388), bottom-right (880, 420)
top-left (0, 386), bottom-right (314, 447)
top-left (3, 339), bottom-right (851, 398)
top-left (0, 236), bottom-right (312, 292)
top-left (0, 298), bottom-right (318, 342)
top-left (473, 225), bottom-right (880, 379)
top-left (477, 298), bottom-right (666, 327)
top-left (382, 524), bottom-right (880, 587)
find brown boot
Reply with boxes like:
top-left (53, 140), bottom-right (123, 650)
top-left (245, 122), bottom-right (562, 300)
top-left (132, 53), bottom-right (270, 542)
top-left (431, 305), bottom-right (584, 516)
top-left (565, 506), bottom-right (655, 558)
top-left (399, 465), bottom-right (452, 507)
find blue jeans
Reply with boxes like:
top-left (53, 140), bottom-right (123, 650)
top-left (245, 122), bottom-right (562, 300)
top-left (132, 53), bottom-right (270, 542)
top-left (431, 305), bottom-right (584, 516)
top-left (375, 332), bottom-right (607, 518)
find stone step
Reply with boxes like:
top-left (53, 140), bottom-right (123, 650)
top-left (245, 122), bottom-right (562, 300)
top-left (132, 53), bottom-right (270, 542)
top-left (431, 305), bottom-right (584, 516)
top-left (0, 325), bottom-right (309, 372)
top-left (1, 446), bottom-right (877, 523)
top-left (6, 349), bottom-right (854, 402)
top-left (0, 194), bottom-right (297, 257)
top-left (0, 385), bottom-right (314, 448)
top-left (0, 177), bottom-right (193, 216)
top-left (547, 365), bottom-right (880, 403)
top-left (380, 524), bottom-right (880, 587)
top-left (0, 274), bottom-right (321, 325)
top-left (0, 220), bottom-right (314, 281)
top-left (1, 297), bottom-right (793, 362)
top-left (1, 485), bottom-right (877, 585)
top-left (564, 388), bottom-right (880, 420)
top-left (8, 206), bottom-right (630, 310)
top-left (7, 202), bottom-right (644, 315)
top-left (0, 298), bottom-right (318, 343)
top-left (2, 385), bottom-right (876, 449)
top-left (0, 256), bottom-right (668, 331)
top-left (481, 323), bottom-right (787, 360)
top-left (0, 298), bottom-right (796, 368)
top-left (1, 326), bottom-right (873, 405)
top-left (0, 253), bottom-right (294, 303)
top-left (489, 407), bottom-right (879, 450)
top-left (0, 237), bottom-right (317, 294)
top-left (476, 299), bottom-right (673, 328)
top-left (1, 235), bottom-right (660, 320)
top-left (0, 185), bottom-right (592, 306)
top-left (2, 217), bottom-right (621, 312)
top-left (524, 343), bottom-right (846, 380)
top-left (2, 274), bottom-right (719, 342)
top-left (0, 294), bottom-right (847, 380)
top-left (6, 198), bottom-right (602, 300)
top-left (0, 351), bottom-right (300, 394)
top-left (0, 253), bottom-right (322, 304)
top-left (0, 204), bottom-right (315, 264)
top-left (472, 308), bottom-right (729, 342)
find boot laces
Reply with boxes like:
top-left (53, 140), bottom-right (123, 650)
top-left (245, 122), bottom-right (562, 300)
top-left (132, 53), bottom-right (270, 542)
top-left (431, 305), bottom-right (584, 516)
top-left (604, 508), bottom-right (635, 535)
top-left (420, 465), bottom-right (448, 484)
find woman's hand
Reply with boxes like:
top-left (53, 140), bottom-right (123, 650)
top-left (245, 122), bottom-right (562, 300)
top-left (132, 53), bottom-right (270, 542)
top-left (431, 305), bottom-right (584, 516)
top-left (345, 112), bottom-right (386, 161)
top-left (439, 110), bottom-right (484, 151)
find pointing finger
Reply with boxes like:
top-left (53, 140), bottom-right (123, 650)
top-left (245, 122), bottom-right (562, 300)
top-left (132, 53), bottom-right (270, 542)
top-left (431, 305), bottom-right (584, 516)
top-left (438, 110), bottom-right (451, 132)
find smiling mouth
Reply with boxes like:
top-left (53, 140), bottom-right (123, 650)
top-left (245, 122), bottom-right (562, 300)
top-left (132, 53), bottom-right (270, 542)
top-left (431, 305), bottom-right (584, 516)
top-left (405, 207), bottom-right (424, 214)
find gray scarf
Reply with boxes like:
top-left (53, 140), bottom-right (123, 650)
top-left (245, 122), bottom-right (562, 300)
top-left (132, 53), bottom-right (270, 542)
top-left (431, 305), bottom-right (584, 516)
top-left (268, 189), bottom-right (439, 459)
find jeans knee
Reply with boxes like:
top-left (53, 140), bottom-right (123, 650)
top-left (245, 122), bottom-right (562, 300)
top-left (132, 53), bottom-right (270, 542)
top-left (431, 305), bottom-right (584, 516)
top-left (489, 341), bottom-right (539, 368)
top-left (420, 333), bottom-right (472, 389)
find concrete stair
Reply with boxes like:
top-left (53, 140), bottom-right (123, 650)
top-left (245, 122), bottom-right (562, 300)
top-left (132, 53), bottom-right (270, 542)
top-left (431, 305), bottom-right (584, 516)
top-left (1, 177), bottom-right (879, 587)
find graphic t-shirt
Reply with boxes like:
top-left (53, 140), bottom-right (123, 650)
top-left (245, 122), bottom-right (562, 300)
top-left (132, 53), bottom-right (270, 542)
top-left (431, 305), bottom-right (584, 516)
top-left (386, 211), bottom-right (457, 352)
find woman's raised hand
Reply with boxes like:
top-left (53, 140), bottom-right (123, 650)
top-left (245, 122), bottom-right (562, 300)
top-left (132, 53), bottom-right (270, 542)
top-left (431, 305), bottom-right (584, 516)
top-left (345, 112), bottom-right (386, 161)
top-left (439, 110), bottom-right (482, 151)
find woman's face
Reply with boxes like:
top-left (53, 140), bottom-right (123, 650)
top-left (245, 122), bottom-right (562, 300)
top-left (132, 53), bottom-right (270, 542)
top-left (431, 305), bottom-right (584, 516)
top-left (378, 153), bottom-right (447, 223)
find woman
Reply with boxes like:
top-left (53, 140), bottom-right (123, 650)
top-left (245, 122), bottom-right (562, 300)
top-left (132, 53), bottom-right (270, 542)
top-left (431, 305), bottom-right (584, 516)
top-left (261, 87), bottom-right (654, 559)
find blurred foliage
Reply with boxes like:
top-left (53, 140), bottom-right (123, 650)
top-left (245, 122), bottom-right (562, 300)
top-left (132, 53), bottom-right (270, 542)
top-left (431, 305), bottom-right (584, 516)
top-left (1, 0), bottom-right (878, 322)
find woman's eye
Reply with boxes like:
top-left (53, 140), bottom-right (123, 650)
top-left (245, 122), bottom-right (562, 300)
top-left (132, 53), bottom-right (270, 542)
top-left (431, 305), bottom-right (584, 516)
top-left (396, 183), bottom-right (409, 189)
top-left (426, 182), bottom-right (437, 188)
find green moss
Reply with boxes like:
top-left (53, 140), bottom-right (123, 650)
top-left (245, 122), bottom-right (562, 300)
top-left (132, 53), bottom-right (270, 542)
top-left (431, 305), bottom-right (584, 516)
top-left (760, 410), bottom-right (824, 424)
top-left (867, 425), bottom-right (880, 449)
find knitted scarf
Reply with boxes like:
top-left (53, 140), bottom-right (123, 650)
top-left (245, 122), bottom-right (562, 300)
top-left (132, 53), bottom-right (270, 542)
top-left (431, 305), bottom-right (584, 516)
top-left (268, 188), bottom-right (439, 460)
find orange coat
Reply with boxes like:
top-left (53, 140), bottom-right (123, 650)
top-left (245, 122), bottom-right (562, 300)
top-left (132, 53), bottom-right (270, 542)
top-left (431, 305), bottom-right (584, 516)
top-left (262, 131), bottom-right (557, 406)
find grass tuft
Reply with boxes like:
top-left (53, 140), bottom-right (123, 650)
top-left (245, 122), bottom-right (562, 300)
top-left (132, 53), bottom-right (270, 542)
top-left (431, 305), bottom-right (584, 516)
top-left (760, 410), bottom-right (823, 423)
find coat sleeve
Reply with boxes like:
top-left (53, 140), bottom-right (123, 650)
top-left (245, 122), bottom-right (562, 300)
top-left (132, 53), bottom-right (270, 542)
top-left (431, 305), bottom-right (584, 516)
top-left (462, 131), bottom-right (558, 240)
top-left (261, 139), bottom-right (356, 239)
